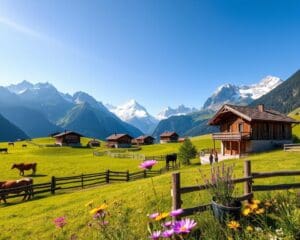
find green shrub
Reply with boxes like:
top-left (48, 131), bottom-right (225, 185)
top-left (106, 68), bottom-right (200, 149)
top-left (178, 138), bottom-right (197, 165)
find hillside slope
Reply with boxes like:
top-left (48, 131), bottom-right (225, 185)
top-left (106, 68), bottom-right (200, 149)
top-left (58, 103), bottom-right (143, 139)
top-left (0, 114), bottom-right (28, 141)
top-left (251, 70), bottom-right (300, 113)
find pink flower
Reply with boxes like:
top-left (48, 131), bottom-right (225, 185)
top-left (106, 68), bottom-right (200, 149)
top-left (162, 221), bottom-right (173, 228)
top-left (170, 209), bottom-right (183, 217)
top-left (139, 160), bottom-right (157, 170)
top-left (148, 212), bottom-right (159, 219)
top-left (162, 229), bottom-right (174, 238)
top-left (173, 218), bottom-right (197, 234)
top-left (53, 216), bottom-right (67, 229)
top-left (149, 230), bottom-right (161, 239)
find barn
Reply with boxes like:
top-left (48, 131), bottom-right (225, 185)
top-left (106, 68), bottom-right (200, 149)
top-left (106, 133), bottom-right (133, 148)
top-left (133, 135), bottom-right (155, 145)
top-left (209, 104), bottom-right (297, 156)
top-left (53, 131), bottom-right (83, 146)
top-left (160, 131), bottom-right (179, 143)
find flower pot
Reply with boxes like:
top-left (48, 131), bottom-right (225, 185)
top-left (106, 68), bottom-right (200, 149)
top-left (211, 198), bottom-right (242, 223)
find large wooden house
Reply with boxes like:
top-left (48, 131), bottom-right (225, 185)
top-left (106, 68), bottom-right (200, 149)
top-left (209, 104), bottom-right (297, 156)
top-left (106, 133), bottom-right (133, 148)
top-left (53, 131), bottom-right (83, 146)
top-left (160, 131), bottom-right (179, 143)
top-left (132, 135), bottom-right (155, 145)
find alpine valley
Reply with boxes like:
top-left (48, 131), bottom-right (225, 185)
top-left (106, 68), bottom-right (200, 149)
top-left (1, 70), bottom-right (299, 142)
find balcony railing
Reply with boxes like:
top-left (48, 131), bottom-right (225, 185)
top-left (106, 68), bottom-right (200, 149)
top-left (212, 132), bottom-right (251, 141)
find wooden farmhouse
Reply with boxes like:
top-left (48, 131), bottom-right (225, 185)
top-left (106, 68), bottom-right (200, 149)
top-left (53, 131), bottom-right (83, 146)
top-left (106, 133), bottom-right (133, 148)
top-left (209, 104), bottom-right (297, 156)
top-left (132, 135), bottom-right (155, 145)
top-left (160, 131), bottom-right (179, 143)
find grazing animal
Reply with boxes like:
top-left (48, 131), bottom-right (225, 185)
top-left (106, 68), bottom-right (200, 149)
top-left (8, 142), bottom-right (14, 147)
top-left (0, 148), bottom-right (8, 153)
top-left (11, 163), bottom-right (37, 176)
top-left (0, 178), bottom-right (33, 203)
top-left (22, 144), bottom-right (27, 148)
top-left (166, 153), bottom-right (177, 169)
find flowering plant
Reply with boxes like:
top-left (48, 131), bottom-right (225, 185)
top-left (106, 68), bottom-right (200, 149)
top-left (200, 163), bottom-right (236, 206)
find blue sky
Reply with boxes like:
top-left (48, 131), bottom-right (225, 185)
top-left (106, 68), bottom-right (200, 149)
top-left (0, 0), bottom-right (299, 115)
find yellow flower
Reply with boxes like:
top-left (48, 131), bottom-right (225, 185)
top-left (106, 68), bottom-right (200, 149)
top-left (251, 199), bottom-right (261, 205)
top-left (246, 226), bottom-right (253, 232)
top-left (264, 201), bottom-right (272, 207)
top-left (255, 208), bottom-right (265, 214)
top-left (249, 203), bottom-right (258, 210)
top-left (85, 200), bottom-right (94, 208)
top-left (89, 203), bottom-right (108, 215)
top-left (155, 212), bottom-right (169, 221)
top-left (242, 208), bottom-right (251, 216)
top-left (227, 221), bottom-right (240, 230)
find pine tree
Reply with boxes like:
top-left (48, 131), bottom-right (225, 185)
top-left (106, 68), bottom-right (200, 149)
top-left (178, 138), bottom-right (197, 165)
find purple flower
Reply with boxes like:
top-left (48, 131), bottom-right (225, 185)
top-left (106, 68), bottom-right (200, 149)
top-left (173, 218), bottom-right (197, 234)
top-left (53, 216), bottom-right (67, 228)
top-left (170, 209), bottom-right (183, 217)
top-left (149, 230), bottom-right (161, 239)
top-left (148, 212), bottom-right (159, 219)
top-left (162, 229), bottom-right (174, 238)
top-left (162, 221), bottom-right (173, 228)
top-left (139, 160), bottom-right (157, 170)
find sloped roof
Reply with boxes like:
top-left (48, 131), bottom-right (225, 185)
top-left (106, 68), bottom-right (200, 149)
top-left (106, 133), bottom-right (133, 141)
top-left (160, 131), bottom-right (179, 137)
top-left (135, 135), bottom-right (155, 140)
top-left (209, 104), bottom-right (297, 125)
top-left (53, 131), bottom-right (83, 137)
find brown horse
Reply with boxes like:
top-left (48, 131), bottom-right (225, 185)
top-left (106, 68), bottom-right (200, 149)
top-left (0, 178), bottom-right (33, 203)
top-left (11, 163), bottom-right (37, 176)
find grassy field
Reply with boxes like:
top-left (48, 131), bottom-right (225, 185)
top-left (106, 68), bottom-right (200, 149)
top-left (0, 134), bottom-right (300, 239)
top-left (289, 107), bottom-right (300, 140)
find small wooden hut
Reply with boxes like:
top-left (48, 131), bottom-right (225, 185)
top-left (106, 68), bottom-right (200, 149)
top-left (160, 131), bottom-right (179, 143)
top-left (53, 131), bottom-right (83, 146)
top-left (106, 133), bottom-right (133, 148)
top-left (133, 135), bottom-right (155, 145)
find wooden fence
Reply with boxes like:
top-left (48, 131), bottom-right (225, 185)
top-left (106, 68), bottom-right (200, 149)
top-left (1, 165), bottom-right (179, 203)
top-left (171, 160), bottom-right (300, 217)
top-left (284, 143), bottom-right (300, 152)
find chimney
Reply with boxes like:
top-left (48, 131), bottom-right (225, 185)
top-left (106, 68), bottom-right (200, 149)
top-left (258, 104), bottom-right (264, 112)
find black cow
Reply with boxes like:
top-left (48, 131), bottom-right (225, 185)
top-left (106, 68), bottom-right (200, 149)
top-left (166, 153), bottom-right (177, 170)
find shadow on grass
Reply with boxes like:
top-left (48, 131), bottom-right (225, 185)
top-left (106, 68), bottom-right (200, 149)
top-left (26, 174), bottom-right (48, 178)
top-left (0, 195), bottom-right (50, 208)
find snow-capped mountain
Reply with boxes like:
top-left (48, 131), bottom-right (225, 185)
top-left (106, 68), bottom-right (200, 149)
top-left (157, 105), bottom-right (198, 120)
top-left (106, 99), bottom-right (158, 134)
top-left (203, 76), bottom-right (283, 111)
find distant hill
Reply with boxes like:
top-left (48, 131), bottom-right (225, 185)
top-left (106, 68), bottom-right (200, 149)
top-left (250, 70), bottom-right (300, 113)
top-left (0, 106), bottom-right (62, 138)
top-left (152, 110), bottom-right (217, 139)
top-left (58, 103), bottom-right (143, 139)
top-left (0, 113), bottom-right (28, 142)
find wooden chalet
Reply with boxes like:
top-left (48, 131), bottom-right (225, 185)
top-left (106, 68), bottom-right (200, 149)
top-left (132, 135), bottom-right (155, 145)
top-left (160, 131), bottom-right (179, 143)
top-left (53, 131), bottom-right (83, 146)
top-left (106, 133), bottom-right (133, 148)
top-left (209, 104), bottom-right (297, 156)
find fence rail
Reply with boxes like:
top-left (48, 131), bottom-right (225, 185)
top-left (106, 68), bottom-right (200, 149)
top-left (284, 143), bottom-right (300, 151)
top-left (1, 165), bottom-right (179, 203)
top-left (171, 160), bottom-right (300, 217)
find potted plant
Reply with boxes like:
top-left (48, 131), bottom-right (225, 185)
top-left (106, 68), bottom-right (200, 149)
top-left (200, 163), bottom-right (241, 223)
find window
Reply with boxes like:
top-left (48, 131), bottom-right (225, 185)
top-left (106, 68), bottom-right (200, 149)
top-left (238, 123), bottom-right (243, 133)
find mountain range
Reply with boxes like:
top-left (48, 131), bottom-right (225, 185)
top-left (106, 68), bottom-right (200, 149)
top-left (0, 70), bottom-right (298, 142)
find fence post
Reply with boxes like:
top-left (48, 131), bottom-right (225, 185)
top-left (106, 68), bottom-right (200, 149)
top-left (51, 176), bottom-right (56, 194)
top-left (106, 170), bottom-right (110, 184)
top-left (126, 170), bottom-right (130, 182)
top-left (172, 172), bottom-right (181, 220)
top-left (144, 169), bottom-right (147, 178)
top-left (81, 174), bottom-right (84, 189)
top-left (244, 160), bottom-right (252, 202)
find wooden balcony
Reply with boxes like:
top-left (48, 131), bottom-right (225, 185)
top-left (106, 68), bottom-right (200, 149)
top-left (212, 132), bottom-right (251, 141)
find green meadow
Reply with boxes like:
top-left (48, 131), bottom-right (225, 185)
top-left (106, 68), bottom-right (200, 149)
top-left (0, 132), bottom-right (299, 239)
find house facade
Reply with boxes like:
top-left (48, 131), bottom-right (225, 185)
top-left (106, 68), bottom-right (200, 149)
top-left (53, 131), bottom-right (83, 146)
top-left (133, 135), bottom-right (155, 145)
top-left (160, 131), bottom-right (179, 143)
top-left (209, 104), bottom-right (297, 156)
top-left (106, 133), bottom-right (133, 148)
